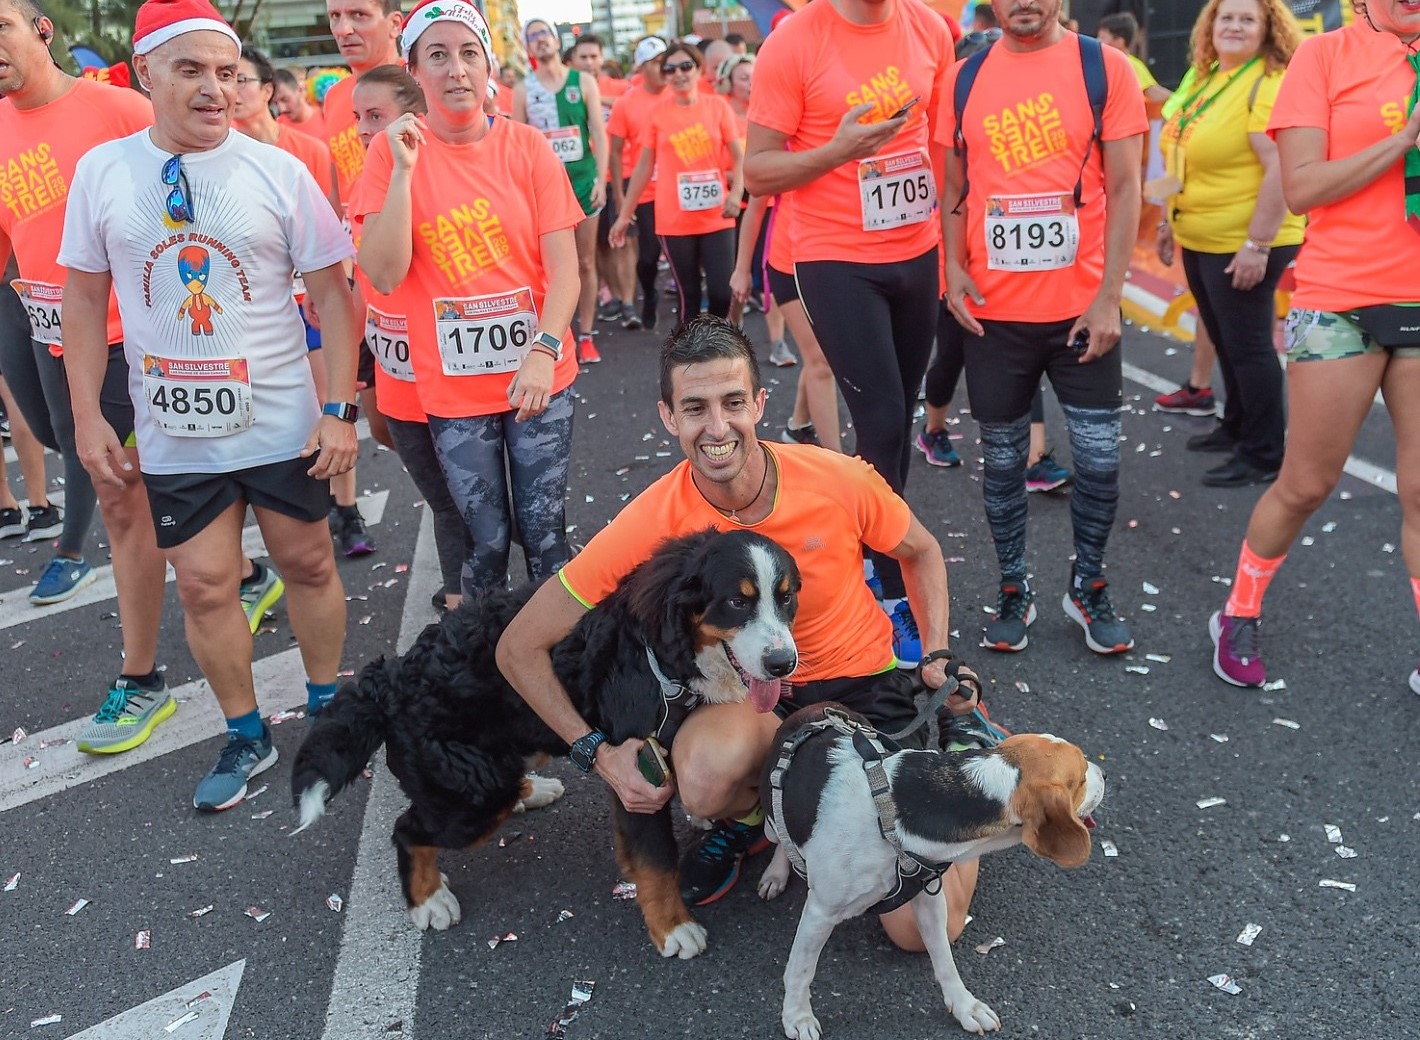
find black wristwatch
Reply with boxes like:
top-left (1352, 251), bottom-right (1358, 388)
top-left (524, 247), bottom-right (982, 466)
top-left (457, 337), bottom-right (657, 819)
top-left (569, 730), bottom-right (607, 773)
top-left (322, 401), bottom-right (360, 424)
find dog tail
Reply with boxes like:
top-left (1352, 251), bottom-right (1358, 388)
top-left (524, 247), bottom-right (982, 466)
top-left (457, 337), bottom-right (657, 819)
top-left (290, 655), bottom-right (395, 834)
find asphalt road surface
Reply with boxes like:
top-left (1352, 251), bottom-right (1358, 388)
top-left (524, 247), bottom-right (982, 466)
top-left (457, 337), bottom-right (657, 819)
top-left (1, 306), bottom-right (1416, 1040)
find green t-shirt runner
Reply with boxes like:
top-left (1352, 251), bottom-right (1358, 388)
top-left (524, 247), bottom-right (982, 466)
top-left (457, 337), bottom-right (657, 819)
top-left (523, 66), bottom-right (600, 215)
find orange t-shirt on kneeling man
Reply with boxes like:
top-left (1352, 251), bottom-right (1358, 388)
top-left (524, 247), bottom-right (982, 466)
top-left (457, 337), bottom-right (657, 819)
top-left (559, 442), bottom-right (910, 683)
top-left (348, 118), bottom-right (584, 420)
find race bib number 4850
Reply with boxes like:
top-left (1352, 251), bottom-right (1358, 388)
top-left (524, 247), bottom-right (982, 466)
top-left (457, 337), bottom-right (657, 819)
top-left (142, 355), bottom-right (254, 438)
top-left (984, 193), bottom-right (1080, 272)
top-left (10, 279), bottom-right (63, 347)
top-left (858, 149), bottom-right (935, 231)
top-left (433, 288), bottom-right (537, 376)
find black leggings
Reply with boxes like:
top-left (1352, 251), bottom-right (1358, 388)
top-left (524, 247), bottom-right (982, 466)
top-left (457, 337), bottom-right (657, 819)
top-left (795, 247), bottom-right (939, 600)
top-left (660, 228), bottom-right (735, 320)
top-left (1181, 246), bottom-right (1297, 470)
top-left (632, 196), bottom-right (658, 303)
top-left (928, 304), bottom-right (1044, 422)
top-left (385, 417), bottom-right (473, 598)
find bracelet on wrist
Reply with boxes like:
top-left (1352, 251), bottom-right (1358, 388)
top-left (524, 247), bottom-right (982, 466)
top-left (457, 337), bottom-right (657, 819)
top-left (528, 344), bottom-right (559, 361)
top-left (1244, 238), bottom-right (1271, 255)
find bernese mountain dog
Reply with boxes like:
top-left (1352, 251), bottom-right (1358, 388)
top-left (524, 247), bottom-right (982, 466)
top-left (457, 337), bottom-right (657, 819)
top-left (291, 528), bottom-right (801, 959)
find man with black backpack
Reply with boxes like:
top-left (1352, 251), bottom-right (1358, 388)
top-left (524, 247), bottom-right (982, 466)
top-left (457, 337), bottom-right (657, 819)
top-left (940, 0), bottom-right (1147, 657)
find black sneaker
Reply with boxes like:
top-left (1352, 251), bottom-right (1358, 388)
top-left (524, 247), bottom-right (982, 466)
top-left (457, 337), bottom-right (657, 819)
top-left (0, 507), bottom-right (24, 540)
top-left (1062, 569), bottom-right (1134, 654)
top-left (640, 292), bottom-right (659, 333)
top-left (982, 581), bottom-right (1036, 652)
top-left (23, 504), bottom-right (63, 542)
top-left (679, 817), bottom-right (771, 906)
top-left (335, 506), bottom-right (376, 558)
top-left (1186, 427), bottom-right (1236, 453)
top-left (597, 299), bottom-right (622, 323)
top-left (781, 422), bottom-right (820, 446)
top-left (620, 302), bottom-right (642, 330)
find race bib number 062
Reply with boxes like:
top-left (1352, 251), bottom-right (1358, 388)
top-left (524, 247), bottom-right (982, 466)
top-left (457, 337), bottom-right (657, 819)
top-left (434, 288), bottom-right (537, 376)
top-left (984, 192), bottom-right (1080, 272)
top-left (858, 149), bottom-right (935, 231)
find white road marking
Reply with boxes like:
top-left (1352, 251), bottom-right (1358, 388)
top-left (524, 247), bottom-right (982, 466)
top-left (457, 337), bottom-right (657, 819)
top-left (65, 959), bottom-right (245, 1039)
top-left (1121, 361), bottom-right (1397, 496)
top-left (0, 490), bottom-right (390, 630)
top-left (319, 505), bottom-right (440, 1040)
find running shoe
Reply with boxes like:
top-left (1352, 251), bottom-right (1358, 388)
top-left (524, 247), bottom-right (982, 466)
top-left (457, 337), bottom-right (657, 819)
top-left (640, 293), bottom-right (659, 333)
top-left (30, 556), bottom-right (95, 605)
top-left (240, 562), bottom-right (286, 634)
top-left (888, 599), bottom-right (922, 668)
top-left (1154, 383), bottom-right (1217, 416)
top-left (1025, 455), bottom-right (1073, 493)
top-left (193, 725), bottom-right (279, 812)
top-left (916, 428), bottom-right (963, 468)
top-left (0, 415), bottom-right (9, 440)
top-left (1063, 571), bottom-right (1134, 654)
top-left (767, 340), bottom-right (797, 367)
top-left (597, 298), bottom-right (622, 323)
top-left (943, 702), bottom-right (1012, 752)
top-left (23, 503), bottom-right (63, 542)
top-left (1186, 427), bottom-right (1236, 453)
top-left (1209, 610), bottom-right (1265, 687)
top-left (678, 817), bottom-right (770, 906)
top-left (781, 422), bottom-right (820, 446)
top-left (332, 506), bottom-right (376, 558)
top-left (0, 507), bottom-right (25, 540)
top-left (982, 581), bottom-right (1036, 652)
top-left (620, 302), bottom-right (643, 330)
top-left (576, 334), bottom-right (602, 365)
top-left (864, 559), bottom-right (883, 601)
top-left (1410, 666), bottom-right (1420, 696)
top-left (77, 678), bottom-right (176, 754)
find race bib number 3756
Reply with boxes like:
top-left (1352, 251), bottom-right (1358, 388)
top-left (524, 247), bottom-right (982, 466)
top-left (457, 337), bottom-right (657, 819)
top-left (433, 288), bottom-right (537, 376)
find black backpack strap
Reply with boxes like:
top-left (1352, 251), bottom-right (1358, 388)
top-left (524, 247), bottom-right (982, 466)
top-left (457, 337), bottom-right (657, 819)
top-left (1073, 32), bottom-right (1108, 208)
top-left (950, 44), bottom-right (993, 215)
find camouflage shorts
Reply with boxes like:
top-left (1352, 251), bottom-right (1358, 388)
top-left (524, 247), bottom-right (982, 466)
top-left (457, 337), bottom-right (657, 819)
top-left (1283, 308), bottom-right (1420, 362)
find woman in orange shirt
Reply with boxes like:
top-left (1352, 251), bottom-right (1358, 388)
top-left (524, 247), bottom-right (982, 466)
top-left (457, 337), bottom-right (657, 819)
top-left (352, 0), bottom-right (583, 597)
top-left (610, 41), bottom-right (743, 319)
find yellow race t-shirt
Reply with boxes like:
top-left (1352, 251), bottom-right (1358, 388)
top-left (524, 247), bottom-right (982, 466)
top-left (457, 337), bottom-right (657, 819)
top-left (558, 443), bottom-right (911, 683)
top-left (1160, 63), bottom-right (1304, 253)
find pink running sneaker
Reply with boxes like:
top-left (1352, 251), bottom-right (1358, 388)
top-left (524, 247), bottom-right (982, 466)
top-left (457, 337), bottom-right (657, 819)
top-left (1210, 611), bottom-right (1266, 687)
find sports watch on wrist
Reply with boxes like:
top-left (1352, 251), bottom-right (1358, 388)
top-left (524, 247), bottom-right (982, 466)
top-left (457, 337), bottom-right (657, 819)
top-left (569, 730), bottom-right (607, 773)
top-left (322, 401), bottom-right (360, 423)
top-left (530, 330), bottom-right (564, 361)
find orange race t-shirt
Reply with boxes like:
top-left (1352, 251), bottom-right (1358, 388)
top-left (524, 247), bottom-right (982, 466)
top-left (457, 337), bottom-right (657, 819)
top-left (1267, 23), bottom-right (1420, 310)
top-left (559, 442), bottom-right (911, 682)
top-left (274, 126), bottom-right (336, 202)
top-left (766, 190), bottom-right (796, 273)
top-left (643, 92), bottom-right (741, 237)
top-left (749, 0), bottom-right (953, 265)
top-left (607, 85), bottom-right (665, 205)
top-left (936, 33), bottom-right (1147, 323)
top-left (599, 75), bottom-right (629, 103)
top-left (348, 117), bottom-right (583, 419)
top-left (279, 108), bottom-right (328, 143)
top-left (347, 188), bottom-right (423, 423)
top-left (322, 74), bottom-right (366, 206)
top-left (0, 79), bottom-right (152, 351)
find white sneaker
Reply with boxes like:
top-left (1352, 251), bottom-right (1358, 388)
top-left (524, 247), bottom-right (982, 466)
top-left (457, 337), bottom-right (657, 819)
top-left (767, 340), bottom-right (796, 367)
top-left (1410, 666), bottom-right (1420, 696)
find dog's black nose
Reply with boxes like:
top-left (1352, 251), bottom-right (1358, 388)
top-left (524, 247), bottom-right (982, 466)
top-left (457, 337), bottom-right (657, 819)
top-left (762, 648), bottom-right (797, 678)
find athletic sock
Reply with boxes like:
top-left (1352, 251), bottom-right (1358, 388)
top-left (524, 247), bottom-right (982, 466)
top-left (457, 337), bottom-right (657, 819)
top-left (1225, 541), bottom-right (1286, 617)
top-left (226, 709), bottom-right (264, 742)
top-left (306, 680), bottom-right (339, 714)
top-left (119, 667), bottom-right (164, 689)
top-left (734, 806), bottom-right (764, 828)
top-left (1411, 576), bottom-right (1420, 620)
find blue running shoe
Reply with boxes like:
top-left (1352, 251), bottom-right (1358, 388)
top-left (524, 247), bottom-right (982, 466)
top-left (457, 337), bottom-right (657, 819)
top-left (864, 559), bottom-right (883, 601)
top-left (916, 428), bottom-right (963, 467)
top-left (193, 726), bottom-right (279, 812)
top-left (1026, 454), bottom-right (1073, 494)
top-left (679, 817), bottom-right (770, 906)
top-left (30, 556), bottom-right (96, 605)
top-left (888, 599), bottom-right (922, 668)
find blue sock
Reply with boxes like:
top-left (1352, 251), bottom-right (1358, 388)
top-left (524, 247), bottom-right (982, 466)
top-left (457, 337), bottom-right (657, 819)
top-left (226, 709), bottom-right (264, 742)
top-left (306, 680), bottom-right (339, 714)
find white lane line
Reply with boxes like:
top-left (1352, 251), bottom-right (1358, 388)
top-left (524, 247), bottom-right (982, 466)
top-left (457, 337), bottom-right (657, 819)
top-left (1121, 361), bottom-right (1397, 496)
top-left (0, 648), bottom-right (308, 814)
top-left (66, 960), bottom-right (245, 1039)
top-left (0, 490), bottom-right (390, 630)
top-left (319, 506), bottom-right (439, 1040)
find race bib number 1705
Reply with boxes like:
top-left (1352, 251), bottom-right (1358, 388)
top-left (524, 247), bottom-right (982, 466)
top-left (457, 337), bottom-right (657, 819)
top-left (858, 149), bottom-right (935, 231)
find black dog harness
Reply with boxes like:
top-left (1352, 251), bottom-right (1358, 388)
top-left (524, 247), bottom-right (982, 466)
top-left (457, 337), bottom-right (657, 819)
top-left (767, 708), bottom-right (953, 916)
top-left (645, 646), bottom-right (704, 746)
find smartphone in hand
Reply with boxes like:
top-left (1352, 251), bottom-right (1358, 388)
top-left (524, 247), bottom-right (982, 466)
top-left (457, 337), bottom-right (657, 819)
top-left (637, 736), bottom-right (671, 787)
top-left (890, 96), bottom-right (922, 120)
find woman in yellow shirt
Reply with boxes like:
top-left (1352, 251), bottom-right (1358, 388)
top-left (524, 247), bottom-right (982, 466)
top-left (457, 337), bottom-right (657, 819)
top-left (1155, 0), bottom-right (1304, 487)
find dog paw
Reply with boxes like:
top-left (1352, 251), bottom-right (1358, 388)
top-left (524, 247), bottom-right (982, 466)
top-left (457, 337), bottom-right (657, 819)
top-left (782, 1009), bottom-right (822, 1040)
top-left (757, 850), bottom-right (790, 901)
top-left (408, 875), bottom-right (462, 932)
top-left (658, 920), bottom-right (708, 960)
top-left (515, 774), bottom-right (565, 813)
top-left (947, 993), bottom-right (1001, 1035)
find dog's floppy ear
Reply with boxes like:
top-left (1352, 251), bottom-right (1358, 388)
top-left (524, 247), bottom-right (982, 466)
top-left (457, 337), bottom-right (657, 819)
top-left (621, 529), bottom-right (716, 674)
top-left (1018, 782), bottom-right (1092, 868)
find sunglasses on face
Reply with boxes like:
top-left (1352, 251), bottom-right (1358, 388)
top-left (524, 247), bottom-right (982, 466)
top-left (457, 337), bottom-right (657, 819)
top-left (527, 29), bottom-right (554, 42)
top-left (662, 60), bottom-right (697, 74)
top-left (162, 154), bottom-right (195, 224)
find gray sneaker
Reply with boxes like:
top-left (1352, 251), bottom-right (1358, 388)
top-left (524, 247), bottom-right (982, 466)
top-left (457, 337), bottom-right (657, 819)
top-left (240, 562), bottom-right (286, 635)
top-left (77, 679), bottom-right (177, 754)
top-left (767, 340), bottom-right (797, 367)
top-left (981, 581), bottom-right (1036, 652)
top-left (193, 726), bottom-right (278, 812)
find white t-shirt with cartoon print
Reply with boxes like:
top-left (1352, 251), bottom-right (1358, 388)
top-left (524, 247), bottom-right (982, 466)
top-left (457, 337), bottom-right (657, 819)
top-left (59, 129), bottom-right (352, 475)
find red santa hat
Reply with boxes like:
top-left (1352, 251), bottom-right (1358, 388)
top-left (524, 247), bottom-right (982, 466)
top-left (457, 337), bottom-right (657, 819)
top-left (132, 0), bottom-right (240, 57)
top-left (400, 0), bottom-right (498, 75)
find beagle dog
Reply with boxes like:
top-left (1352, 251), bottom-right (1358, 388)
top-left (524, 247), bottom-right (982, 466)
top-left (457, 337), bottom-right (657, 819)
top-left (757, 704), bottom-right (1105, 1038)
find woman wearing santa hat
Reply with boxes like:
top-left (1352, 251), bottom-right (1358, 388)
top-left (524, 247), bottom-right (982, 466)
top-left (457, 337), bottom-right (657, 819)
top-left (351, 0), bottom-right (583, 598)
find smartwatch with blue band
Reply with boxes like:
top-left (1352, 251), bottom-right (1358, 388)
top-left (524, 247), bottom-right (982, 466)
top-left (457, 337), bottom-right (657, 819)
top-left (569, 730), bottom-right (607, 773)
top-left (322, 401), bottom-right (359, 423)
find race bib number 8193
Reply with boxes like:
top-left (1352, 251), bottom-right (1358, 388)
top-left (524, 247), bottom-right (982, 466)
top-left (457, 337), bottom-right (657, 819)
top-left (984, 193), bottom-right (1079, 272)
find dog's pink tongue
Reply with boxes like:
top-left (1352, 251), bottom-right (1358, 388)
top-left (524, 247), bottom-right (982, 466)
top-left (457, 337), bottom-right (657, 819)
top-left (748, 677), bottom-right (784, 713)
top-left (1083, 815), bottom-right (1097, 830)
